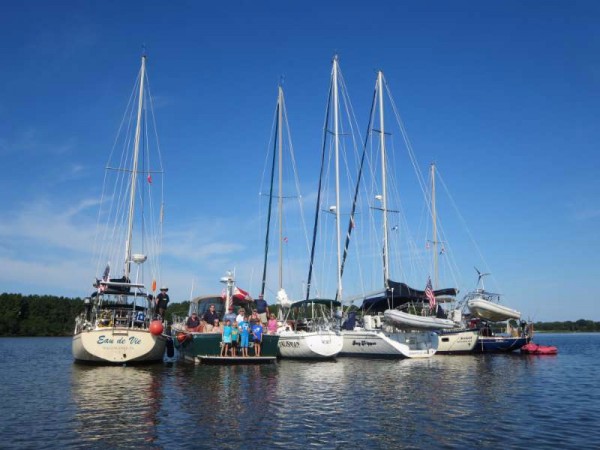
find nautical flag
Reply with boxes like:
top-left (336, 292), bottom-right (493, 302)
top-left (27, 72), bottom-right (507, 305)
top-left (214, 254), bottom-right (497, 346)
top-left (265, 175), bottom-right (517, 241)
top-left (440, 246), bottom-right (445, 255)
top-left (233, 287), bottom-right (252, 301)
top-left (283, 236), bottom-right (288, 243)
top-left (425, 277), bottom-right (436, 311)
top-left (147, 174), bottom-right (153, 184)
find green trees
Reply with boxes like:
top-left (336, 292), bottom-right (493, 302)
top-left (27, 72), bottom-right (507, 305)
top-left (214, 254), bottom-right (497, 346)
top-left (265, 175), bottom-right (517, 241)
top-left (534, 320), bottom-right (600, 332)
top-left (1, 292), bottom-right (599, 336)
top-left (0, 293), bottom-right (189, 336)
top-left (0, 293), bottom-right (84, 336)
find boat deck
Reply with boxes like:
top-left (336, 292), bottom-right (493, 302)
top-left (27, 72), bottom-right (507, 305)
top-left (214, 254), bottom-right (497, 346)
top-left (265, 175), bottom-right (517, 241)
top-left (194, 355), bottom-right (277, 365)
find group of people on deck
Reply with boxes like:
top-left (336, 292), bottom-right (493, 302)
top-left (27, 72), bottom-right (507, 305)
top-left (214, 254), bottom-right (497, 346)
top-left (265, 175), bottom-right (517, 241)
top-left (185, 295), bottom-right (279, 357)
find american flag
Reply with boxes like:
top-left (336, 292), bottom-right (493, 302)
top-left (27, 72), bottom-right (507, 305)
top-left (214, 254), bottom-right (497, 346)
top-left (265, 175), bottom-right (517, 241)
top-left (425, 277), bottom-right (436, 311)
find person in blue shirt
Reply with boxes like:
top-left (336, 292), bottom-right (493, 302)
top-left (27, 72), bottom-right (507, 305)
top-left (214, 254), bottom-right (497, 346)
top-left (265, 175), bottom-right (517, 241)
top-left (230, 321), bottom-right (240, 356)
top-left (221, 319), bottom-right (232, 357)
top-left (251, 320), bottom-right (263, 356)
top-left (239, 318), bottom-right (250, 357)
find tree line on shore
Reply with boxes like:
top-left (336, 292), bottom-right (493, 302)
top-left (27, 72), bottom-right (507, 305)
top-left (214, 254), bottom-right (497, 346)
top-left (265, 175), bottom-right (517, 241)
top-left (0, 293), bottom-right (599, 336)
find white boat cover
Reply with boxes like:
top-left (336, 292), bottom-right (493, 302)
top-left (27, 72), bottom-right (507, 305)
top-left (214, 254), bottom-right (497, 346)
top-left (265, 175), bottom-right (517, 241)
top-left (383, 310), bottom-right (456, 330)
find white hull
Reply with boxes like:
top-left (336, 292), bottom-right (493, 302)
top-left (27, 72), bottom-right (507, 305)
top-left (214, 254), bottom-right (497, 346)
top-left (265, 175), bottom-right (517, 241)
top-left (384, 309), bottom-right (456, 330)
top-left (73, 328), bottom-right (166, 363)
top-left (467, 297), bottom-right (521, 321)
top-left (340, 329), bottom-right (438, 358)
top-left (278, 330), bottom-right (343, 359)
top-left (436, 329), bottom-right (479, 353)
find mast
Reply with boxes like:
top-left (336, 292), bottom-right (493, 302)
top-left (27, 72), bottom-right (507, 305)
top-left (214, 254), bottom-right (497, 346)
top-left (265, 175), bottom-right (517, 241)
top-left (278, 86), bottom-right (284, 290)
top-left (260, 90), bottom-right (280, 298)
top-left (333, 56), bottom-right (343, 302)
top-left (124, 55), bottom-right (146, 279)
top-left (305, 87), bottom-right (332, 301)
top-left (377, 71), bottom-right (390, 289)
top-left (431, 163), bottom-right (438, 289)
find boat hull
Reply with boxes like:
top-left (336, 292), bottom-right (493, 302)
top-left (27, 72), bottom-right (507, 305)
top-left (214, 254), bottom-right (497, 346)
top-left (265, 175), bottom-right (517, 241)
top-left (175, 331), bottom-right (279, 363)
top-left (72, 328), bottom-right (166, 364)
top-left (340, 329), bottom-right (438, 358)
top-left (467, 298), bottom-right (521, 321)
top-left (278, 330), bottom-right (343, 359)
top-left (435, 329), bottom-right (479, 354)
top-left (473, 335), bottom-right (529, 353)
top-left (384, 310), bottom-right (456, 330)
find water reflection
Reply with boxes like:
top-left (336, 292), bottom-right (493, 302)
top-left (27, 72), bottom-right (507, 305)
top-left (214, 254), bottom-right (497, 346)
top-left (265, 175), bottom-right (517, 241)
top-left (71, 364), bottom-right (163, 446)
top-left (4, 336), bottom-right (600, 449)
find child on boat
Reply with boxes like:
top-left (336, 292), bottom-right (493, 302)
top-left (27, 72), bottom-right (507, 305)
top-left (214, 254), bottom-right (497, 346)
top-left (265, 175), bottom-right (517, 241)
top-left (221, 319), bottom-right (232, 357)
top-left (239, 318), bottom-right (250, 357)
top-left (251, 320), bottom-right (263, 356)
top-left (230, 321), bottom-right (239, 356)
top-left (267, 314), bottom-right (278, 335)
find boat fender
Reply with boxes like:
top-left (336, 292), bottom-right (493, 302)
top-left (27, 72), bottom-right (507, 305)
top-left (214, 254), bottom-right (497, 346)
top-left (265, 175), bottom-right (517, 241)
top-left (149, 320), bottom-right (164, 336)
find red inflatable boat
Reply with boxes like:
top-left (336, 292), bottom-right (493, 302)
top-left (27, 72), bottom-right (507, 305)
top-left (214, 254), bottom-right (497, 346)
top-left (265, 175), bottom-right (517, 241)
top-left (521, 342), bottom-right (558, 355)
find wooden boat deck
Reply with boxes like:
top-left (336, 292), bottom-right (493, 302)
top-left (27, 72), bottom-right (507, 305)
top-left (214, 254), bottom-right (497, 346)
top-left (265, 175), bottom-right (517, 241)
top-left (195, 355), bottom-right (277, 365)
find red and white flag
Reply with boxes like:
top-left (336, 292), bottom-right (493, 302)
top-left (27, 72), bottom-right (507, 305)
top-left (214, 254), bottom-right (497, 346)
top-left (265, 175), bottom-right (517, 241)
top-left (233, 286), bottom-right (252, 301)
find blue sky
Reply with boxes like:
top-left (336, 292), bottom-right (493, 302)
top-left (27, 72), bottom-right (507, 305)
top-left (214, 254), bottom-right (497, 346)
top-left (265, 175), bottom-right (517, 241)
top-left (1, 1), bottom-right (599, 321)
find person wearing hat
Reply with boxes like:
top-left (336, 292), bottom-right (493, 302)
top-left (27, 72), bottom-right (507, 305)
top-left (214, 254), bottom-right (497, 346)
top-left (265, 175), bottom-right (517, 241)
top-left (155, 286), bottom-right (170, 320)
top-left (223, 305), bottom-right (237, 325)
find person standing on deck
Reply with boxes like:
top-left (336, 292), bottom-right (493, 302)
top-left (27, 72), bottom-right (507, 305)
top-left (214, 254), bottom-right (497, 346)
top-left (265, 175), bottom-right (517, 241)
top-left (239, 317), bottom-right (250, 357)
top-left (235, 308), bottom-right (246, 325)
top-left (251, 320), bottom-right (263, 356)
top-left (230, 321), bottom-right (240, 356)
top-left (223, 305), bottom-right (237, 326)
top-left (221, 319), bottom-right (232, 356)
top-left (155, 286), bottom-right (170, 320)
top-left (255, 294), bottom-right (269, 326)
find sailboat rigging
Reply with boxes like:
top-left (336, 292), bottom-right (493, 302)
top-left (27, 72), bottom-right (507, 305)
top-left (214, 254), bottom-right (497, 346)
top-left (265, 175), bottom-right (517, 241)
top-left (72, 55), bottom-right (167, 364)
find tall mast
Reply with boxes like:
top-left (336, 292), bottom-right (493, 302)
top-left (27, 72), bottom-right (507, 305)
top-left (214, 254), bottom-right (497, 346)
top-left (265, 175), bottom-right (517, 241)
top-left (333, 56), bottom-right (342, 302)
top-left (377, 71), bottom-right (390, 288)
top-left (277, 86), bottom-right (284, 290)
top-left (124, 55), bottom-right (146, 278)
top-left (431, 163), bottom-right (438, 289)
top-left (260, 89), bottom-right (280, 298)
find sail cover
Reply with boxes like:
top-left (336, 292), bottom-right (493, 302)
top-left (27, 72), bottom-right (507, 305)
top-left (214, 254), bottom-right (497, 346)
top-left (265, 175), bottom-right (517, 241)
top-left (360, 280), bottom-right (458, 313)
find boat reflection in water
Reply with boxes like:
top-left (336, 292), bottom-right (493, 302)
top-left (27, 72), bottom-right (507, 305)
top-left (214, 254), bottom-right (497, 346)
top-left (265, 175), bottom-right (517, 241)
top-left (71, 364), bottom-right (163, 446)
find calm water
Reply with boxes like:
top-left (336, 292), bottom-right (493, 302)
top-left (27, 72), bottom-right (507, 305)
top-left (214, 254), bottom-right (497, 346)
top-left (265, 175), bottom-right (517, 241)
top-left (0, 334), bottom-right (598, 449)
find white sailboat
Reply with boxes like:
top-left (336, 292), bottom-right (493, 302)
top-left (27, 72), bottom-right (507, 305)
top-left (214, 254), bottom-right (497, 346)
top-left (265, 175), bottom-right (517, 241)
top-left (261, 84), bottom-right (343, 359)
top-left (338, 69), bottom-right (438, 358)
top-left (72, 55), bottom-right (167, 364)
top-left (423, 163), bottom-right (479, 353)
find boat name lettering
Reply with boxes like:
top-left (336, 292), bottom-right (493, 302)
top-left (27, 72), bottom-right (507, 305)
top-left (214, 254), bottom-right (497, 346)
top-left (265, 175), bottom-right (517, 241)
top-left (352, 340), bottom-right (376, 347)
top-left (96, 335), bottom-right (142, 345)
top-left (279, 341), bottom-right (300, 348)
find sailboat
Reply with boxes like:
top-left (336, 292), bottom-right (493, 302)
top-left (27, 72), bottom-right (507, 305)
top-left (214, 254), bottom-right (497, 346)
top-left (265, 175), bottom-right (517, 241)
top-left (422, 164), bottom-right (479, 353)
top-left (262, 84), bottom-right (343, 359)
top-left (311, 65), bottom-right (438, 358)
top-left (72, 55), bottom-right (167, 364)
